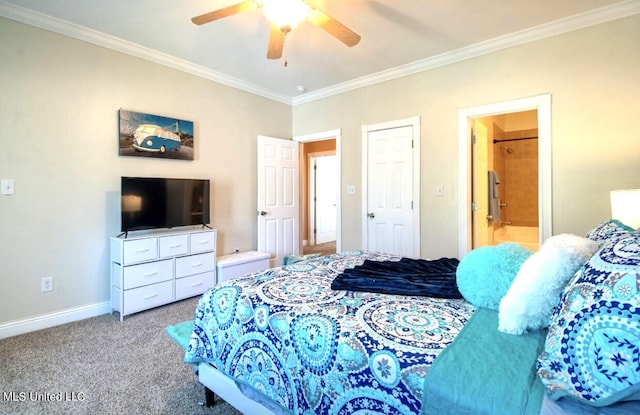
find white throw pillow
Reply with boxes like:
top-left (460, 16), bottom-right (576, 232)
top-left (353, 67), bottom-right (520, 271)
top-left (498, 234), bottom-right (599, 335)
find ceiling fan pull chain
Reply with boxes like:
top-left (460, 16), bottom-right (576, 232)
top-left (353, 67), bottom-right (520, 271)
top-left (284, 35), bottom-right (288, 66)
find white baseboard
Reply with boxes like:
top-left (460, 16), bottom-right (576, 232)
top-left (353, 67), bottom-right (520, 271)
top-left (0, 301), bottom-right (112, 339)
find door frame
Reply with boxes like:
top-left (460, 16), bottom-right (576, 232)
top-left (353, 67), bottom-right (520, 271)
top-left (457, 94), bottom-right (552, 257)
top-left (294, 129), bottom-right (342, 253)
top-left (361, 116), bottom-right (421, 256)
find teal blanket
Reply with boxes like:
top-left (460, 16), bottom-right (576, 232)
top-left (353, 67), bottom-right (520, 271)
top-left (421, 308), bottom-right (546, 415)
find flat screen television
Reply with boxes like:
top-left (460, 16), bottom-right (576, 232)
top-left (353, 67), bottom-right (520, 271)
top-left (120, 176), bottom-right (210, 233)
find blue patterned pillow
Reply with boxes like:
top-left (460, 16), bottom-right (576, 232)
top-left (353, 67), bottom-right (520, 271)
top-left (537, 232), bottom-right (640, 406)
top-left (585, 219), bottom-right (635, 245)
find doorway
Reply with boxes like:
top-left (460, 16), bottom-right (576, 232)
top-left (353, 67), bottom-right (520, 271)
top-left (310, 154), bottom-right (337, 245)
top-left (303, 144), bottom-right (337, 256)
top-left (472, 111), bottom-right (540, 252)
top-left (457, 94), bottom-right (552, 257)
top-left (294, 129), bottom-right (341, 256)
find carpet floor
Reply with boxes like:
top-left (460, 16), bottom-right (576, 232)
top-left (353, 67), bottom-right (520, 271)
top-left (0, 298), bottom-right (241, 415)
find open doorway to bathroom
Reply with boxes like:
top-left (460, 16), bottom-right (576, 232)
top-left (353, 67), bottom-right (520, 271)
top-left (457, 94), bottom-right (552, 258)
top-left (473, 111), bottom-right (540, 252)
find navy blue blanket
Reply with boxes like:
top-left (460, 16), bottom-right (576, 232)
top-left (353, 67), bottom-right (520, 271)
top-left (331, 257), bottom-right (462, 298)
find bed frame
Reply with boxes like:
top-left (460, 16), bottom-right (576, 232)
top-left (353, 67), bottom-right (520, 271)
top-left (198, 362), bottom-right (277, 414)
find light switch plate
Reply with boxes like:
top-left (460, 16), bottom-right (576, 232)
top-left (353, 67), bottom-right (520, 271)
top-left (1, 179), bottom-right (14, 195)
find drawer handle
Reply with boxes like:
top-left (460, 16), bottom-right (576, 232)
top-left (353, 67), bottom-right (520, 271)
top-left (191, 262), bottom-right (204, 267)
top-left (143, 293), bottom-right (158, 299)
top-left (135, 248), bottom-right (150, 253)
top-left (191, 282), bottom-right (203, 287)
top-left (169, 244), bottom-right (182, 248)
top-left (143, 271), bottom-right (159, 277)
top-left (197, 240), bottom-right (209, 245)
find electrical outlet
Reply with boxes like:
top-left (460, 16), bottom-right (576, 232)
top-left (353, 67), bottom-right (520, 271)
top-left (41, 276), bottom-right (53, 292)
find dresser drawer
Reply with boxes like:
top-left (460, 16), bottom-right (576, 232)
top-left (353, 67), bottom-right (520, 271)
top-left (190, 231), bottom-right (216, 254)
top-left (122, 237), bottom-right (158, 264)
top-left (159, 234), bottom-right (189, 258)
top-left (176, 252), bottom-right (215, 278)
top-left (122, 280), bottom-right (173, 315)
top-left (175, 271), bottom-right (215, 300)
top-left (123, 259), bottom-right (173, 290)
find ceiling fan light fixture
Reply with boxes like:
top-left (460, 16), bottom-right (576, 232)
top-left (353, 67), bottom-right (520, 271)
top-left (262, 0), bottom-right (310, 31)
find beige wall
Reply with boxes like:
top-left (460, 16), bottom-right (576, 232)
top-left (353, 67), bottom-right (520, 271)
top-left (293, 14), bottom-right (640, 258)
top-left (0, 18), bottom-right (291, 324)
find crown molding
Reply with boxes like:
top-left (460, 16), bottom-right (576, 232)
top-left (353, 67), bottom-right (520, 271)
top-left (2, 1), bottom-right (638, 107)
top-left (0, 1), bottom-right (293, 105)
top-left (291, 0), bottom-right (640, 105)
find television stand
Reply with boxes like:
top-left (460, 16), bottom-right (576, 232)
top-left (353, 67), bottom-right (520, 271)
top-left (110, 228), bottom-right (217, 320)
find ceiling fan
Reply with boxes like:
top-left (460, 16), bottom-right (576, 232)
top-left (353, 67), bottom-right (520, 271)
top-left (191, 0), bottom-right (361, 60)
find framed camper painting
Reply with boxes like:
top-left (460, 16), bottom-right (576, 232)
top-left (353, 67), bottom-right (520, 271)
top-left (118, 109), bottom-right (194, 160)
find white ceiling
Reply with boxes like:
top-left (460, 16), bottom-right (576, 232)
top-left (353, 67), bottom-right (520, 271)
top-left (1, 0), bottom-right (637, 104)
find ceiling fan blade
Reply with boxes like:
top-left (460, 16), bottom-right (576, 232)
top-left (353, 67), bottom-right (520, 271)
top-left (267, 24), bottom-right (285, 59)
top-left (191, 1), bottom-right (258, 25)
top-left (307, 8), bottom-right (361, 47)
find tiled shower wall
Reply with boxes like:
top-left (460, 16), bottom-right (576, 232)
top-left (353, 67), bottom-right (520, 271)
top-left (493, 132), bottom-right (539, 227)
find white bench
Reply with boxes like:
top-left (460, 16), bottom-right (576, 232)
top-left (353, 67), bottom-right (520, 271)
top-left (216, 251), bottom-right (270, 283)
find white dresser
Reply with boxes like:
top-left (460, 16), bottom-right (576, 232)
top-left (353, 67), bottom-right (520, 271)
top-left (111, 228), bottom-right (216, 320)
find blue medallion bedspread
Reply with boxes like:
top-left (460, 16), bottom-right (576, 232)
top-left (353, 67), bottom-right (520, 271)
top-left (185, 251), bottom-right (475, 415)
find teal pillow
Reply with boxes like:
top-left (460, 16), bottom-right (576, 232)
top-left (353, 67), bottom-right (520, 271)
top-left (537, 232), bottom-right (640, 406)
top-left (282, 253), bottom-right (321, 265)
top-left (456, 243), bottom-right (533, 310)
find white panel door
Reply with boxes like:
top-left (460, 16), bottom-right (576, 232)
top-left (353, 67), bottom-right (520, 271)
top-left (257, 136), bottom-right (299, 267)
top-left (366, 125), bottom-right (415, 256)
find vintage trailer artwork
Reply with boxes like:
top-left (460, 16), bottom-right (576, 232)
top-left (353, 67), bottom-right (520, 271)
top-left (119, 109), bottom-right (194, 160)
